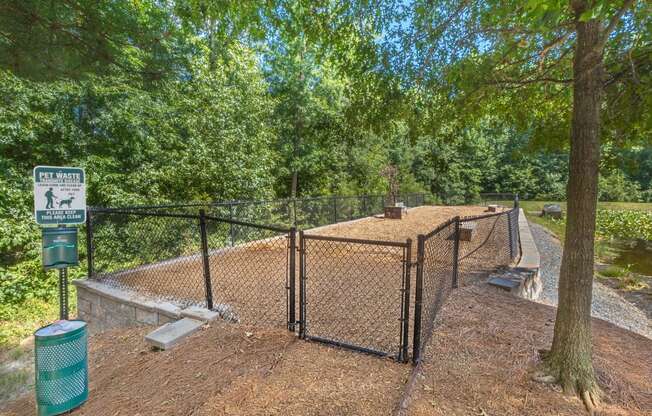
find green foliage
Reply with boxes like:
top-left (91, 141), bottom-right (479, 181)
top-left (598, 171), bottom-right (643, 202)
top-left (595, 209), bottom-right (652, 241)
top-left (1, 1), bottom-right (650, 350)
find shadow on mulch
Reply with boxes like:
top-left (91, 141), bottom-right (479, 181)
top-left (2, 322), bottom-right (409, 416)
top-left (405, 284), bottom-right (652, 416)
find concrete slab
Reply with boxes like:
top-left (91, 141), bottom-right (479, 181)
top-left (488, 277), bottom-right (521, 290)
top-left (145, 318), bottom-right (204, 350)
top-left (516, 208), bottom-right (540, 270)
top-left (181, 306), bottom-right (220, 322)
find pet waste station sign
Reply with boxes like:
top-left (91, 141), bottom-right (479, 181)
top-left (34, 166), bottom-right (86, 225)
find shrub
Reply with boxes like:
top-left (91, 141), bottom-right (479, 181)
top-left (595, 209), bottom-right (652, 241)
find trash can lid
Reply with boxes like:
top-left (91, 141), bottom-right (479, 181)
top-left (35, 320), bottom-right (86, 337)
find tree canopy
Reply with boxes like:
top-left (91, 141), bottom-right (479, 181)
top-left (1, 3), bottom-right (651, 398)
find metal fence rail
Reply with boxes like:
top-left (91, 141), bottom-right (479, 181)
top-left (85, 192), bottom-right (521, 365)
top-left (89, 193), bottom-right (426, 230)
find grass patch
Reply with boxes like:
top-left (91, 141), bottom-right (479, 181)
top-left (598, 265), bottom-right (629, 278)
top-left (0, 368), bottom-right (30, 402)
top-left (0, 285), bottom-right (77, 352)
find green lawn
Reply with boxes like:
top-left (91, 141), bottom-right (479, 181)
top-left (517, 200), bottom-right (652, 241)
top-left (516, 200), bottom-right (652, 291)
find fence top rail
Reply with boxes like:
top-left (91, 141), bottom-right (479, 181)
top-left (301, 233), bottom-right (410, 248)
top-left (423, 216), bottom-right (458, 240)
top-left (88, 192), bottom-right (425, 212)
top-left (460, 207), bottom-right (518, 222)
top-left (89, 208), bottom-right (293, 233)
top-left (88, 208), bottom-right (200, 220)
top-left (203, 214), bottom-right (292, 234)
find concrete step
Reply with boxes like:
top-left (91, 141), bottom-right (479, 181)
top-left (488, 268), bottom-right (542, 300)
top-left (145, 318), bottom-right (204, 350)
top-left (488, 276), bottom-right (521, 290)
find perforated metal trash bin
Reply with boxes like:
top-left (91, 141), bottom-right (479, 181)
top-left (34, 320), bottom-right (88, 416)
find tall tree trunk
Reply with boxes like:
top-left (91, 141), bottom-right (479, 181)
top-left (544, 1), bottom-right (603, 412)
top-left (291, 44), bottom-right (306, 199)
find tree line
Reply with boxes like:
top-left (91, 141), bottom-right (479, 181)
top-left (1, 1), bottom-right (650, 412)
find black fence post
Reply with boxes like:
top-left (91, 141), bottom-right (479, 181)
top-left (514, 193), bottom-right (520, 208)
top-left (85, 209), bottom-right (94, 278)
top-left (199, 209), bottom-right (214, 310)
top-left (332, 196), bottom-right (338, 223)
top-left (362, 195), bottom-right (367, 216)
top-left (412, 235), bottom-right (425, 364)
top-left (228, 203), bottom-right (235, 246)
top-left (400, 238), bottom-right (412, 363)
top-left (288, 227), bottom-right (297, 332)
top-left (298, 231), bottom-right (306, 339)
top-left (452, 216), bottom-right (461, 289)
top-left (59, 268), bottom-right (69, 320)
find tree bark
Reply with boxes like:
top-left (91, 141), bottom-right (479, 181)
top-left (544, 1), bottom-right (603, 412)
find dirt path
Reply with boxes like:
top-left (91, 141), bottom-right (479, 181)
top-left (529, 221), bottom-right (652, 338)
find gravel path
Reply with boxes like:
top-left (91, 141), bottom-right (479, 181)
top-left (529, 221), bottom-right (652, 339)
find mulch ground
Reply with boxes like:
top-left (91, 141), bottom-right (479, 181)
top-left (3, 322), bottom-right (409, 416)
top-left (3, 284), bottom-right (650, 416)
top-left (6, 206), bottom-right (648, 415)
top-left (404, 284), bottom-right (652, 416)
top-left (305, 205), bottom-right (495, 245)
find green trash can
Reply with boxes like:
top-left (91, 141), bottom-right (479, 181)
top-left (34, 320), bottom-right (88, 416)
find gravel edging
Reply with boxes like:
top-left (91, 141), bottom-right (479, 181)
top-left (529, 221), bottom-right (652, 339)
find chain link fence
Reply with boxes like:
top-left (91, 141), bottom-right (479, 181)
top-left (412, 204), bottom-right (520, 363)
top-left (88, 210), bottom-right (207, 306)
top-left (85, 192), bottom-right (520, 364)
top-left (299, 233), bottom-right (412, 361)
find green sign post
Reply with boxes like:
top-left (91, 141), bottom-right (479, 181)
top-left (33, 166), bottom-right (86, 320)
top-left (33, 166), bottom-right (88, 415)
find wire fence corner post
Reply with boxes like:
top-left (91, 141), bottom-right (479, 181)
top-left (199, 209), bottom-right (214, 310)
top-left (400, 238), bottom-right (412, 363)
top-left (452, 216), bottom-right (461, 289)
top-left (412, 234), bottom-right (425, 364)
top-left (288, 227), bottom-right (297, 332)
top-left (85, 209), bottom-right (94, 278)
top-left (298, 230), bottom-right (306, 339)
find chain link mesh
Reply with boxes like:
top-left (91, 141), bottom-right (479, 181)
top-left (300, 235), bottom-right (410, 358)
top-left (414, 207), bottom-right (520, 363)
top-left (90, 210), bottom-right (206, 307)
top-left (417, 219), bottom-right (456, 355)
top-left (204, 218), bottom-right (291, 327)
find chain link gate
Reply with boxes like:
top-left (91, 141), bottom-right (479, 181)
top-left (297, 232), bottom-right (412, 362)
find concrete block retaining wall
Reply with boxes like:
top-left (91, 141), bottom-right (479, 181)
top-left (74, 279), bottom-right (184, 333)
